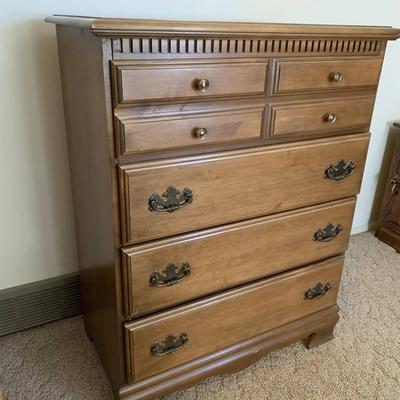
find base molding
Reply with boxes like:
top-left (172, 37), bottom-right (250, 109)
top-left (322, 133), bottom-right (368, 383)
top-left (0, 273), bottom-right (82, 336)
top-left (119, 305), bottom-right (339, 400)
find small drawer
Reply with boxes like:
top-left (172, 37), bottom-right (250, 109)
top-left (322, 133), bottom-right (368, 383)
top-left (268, 96), bottom-right (374, 140)
top-left (112, 59), bottom-right (268, 104)
top-left (125, 256), bottom-right (343, 381)
top-left (116, 107), bottom-right (265, 156)
top-left (122, 198), bottom-right (355, 317)
top-left (119, 133), bottom-right (369, 244)
top-left (274, 58), bottom-right (382, 94)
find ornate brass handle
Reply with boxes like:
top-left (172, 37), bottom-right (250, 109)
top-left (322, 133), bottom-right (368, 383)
top-left (196, 79), bottom-right (210, 91)
top-left (150, 263), bottom-right (191, 287)
top-left (305, 282), bottom-right (331, 300)
top-left (314, 223), bottom-right (343, 242)
top-left (330, 72), bottom-right (343, 82)
top-left (151, 333), bottom-right (189, 356)
top-left (324, 112), bottom-right (337, 124)
top-left (193, 127), bottom-right (208, 139)
top-left (325, 160), bottom-right (356, 180)
top-left (149, 186), bottom-right (193, 213)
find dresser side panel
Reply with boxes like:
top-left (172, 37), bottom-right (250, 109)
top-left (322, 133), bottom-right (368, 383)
top-left (55, 26), bottom-right (124, 390)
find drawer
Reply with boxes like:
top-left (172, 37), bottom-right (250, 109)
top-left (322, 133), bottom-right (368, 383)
top-left (122, 198), bottom-right (355, 317)
top-left (112, 59), bottom-right (268, 104)
top-left (116, 107), bottom-right (265, 156)
top-left (125, 256), bottom-right (343, 381)
top-left (268, 96), bottom-right (374, 140)
top-left (119, 133), bottom-right (369, 244)
top-left (274, 58), bottom-right (382, 94)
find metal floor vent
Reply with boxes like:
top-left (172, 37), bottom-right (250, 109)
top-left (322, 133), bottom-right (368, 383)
top-left (0, 273), bottom-right (82, 337)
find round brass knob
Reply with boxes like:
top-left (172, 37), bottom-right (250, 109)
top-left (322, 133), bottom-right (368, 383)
top-left (324, 112), bottom-right (337, 124)
top-left (193, 127), bottom-right (208, 139)
top-left (330, 72), bottom-right (343, 82)
top-left (196, 79), bottom-right (210, 91)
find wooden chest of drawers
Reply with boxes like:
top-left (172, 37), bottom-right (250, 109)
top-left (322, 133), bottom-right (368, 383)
top-left (47, 16), bottom-right (400, 400)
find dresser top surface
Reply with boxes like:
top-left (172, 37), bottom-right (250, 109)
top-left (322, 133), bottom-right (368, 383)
top-left (46, 15), bottom-right (400, 40)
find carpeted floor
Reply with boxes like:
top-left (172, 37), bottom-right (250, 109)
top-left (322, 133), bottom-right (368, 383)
top-left (1, 232), bottom-right (399, 400)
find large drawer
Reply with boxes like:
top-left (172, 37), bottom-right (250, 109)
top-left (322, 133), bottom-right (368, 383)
top-left (273, 58), bottom-right (382, 94)
top-left (119, 134), bottom-right (369, 244)
top-left (268, 96), bottom-right (374, 140)
top-left (122, 198), bottom-right (355, 317)
top-left (125, 256), bottom-right (343, 381)
top-left (112, 59), bottom-right (268, 104)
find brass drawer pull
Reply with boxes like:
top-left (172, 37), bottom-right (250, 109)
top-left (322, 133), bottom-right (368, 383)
top-left (151, 333), bottom-right (189, 356)
top-left (196, 78), bottom-right (210, 91)
top-left (323, 112), bottom-right (337, 124)
top-left (305, 282), bottom-right (331, 300)
top-left (314, 223), bottom-right (343, 242)
top-left (149, 186), bottom-right (193, 213)
top-left (325, 160), bottom-right (356, 180)
top-left (330, 71), bottom-right (343, 82)
top-left (193, 127), bottom-right (208, 139)
top-left (150, 262), bottom-right (191, 287)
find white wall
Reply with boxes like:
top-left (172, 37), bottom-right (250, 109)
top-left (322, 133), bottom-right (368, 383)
top-left (1, 1), bottom-right (399, 290)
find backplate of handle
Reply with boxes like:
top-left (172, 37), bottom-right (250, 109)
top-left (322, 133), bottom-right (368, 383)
top-left (150, 262), bottom-right (191, 287)
top-left (314, 223), bottom-right (343, 242)
top-left (151, 333), bottom-right (189, 356)
top-left (325, 160), bottom-right (356, 180)
top-left (149, 186), bottom-right (193, 213)
top-left (305, 282), bottom-right (331, 300)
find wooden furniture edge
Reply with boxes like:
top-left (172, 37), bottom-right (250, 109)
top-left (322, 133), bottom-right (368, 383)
top-left (119, 305), bottom-right (339, 399)
top-left (45, 16), bottom-right (400, 40)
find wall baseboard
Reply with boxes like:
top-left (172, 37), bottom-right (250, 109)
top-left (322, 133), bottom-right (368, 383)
top-left (351, 221), bottom-right (377, 235)
top-left (0, 273), bottom-right (82, 337)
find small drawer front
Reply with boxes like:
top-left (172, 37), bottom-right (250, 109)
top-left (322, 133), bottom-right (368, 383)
top-left (120, 134), bottom-right (369, 244)
top-left (122, 198), bottom-right (355, 317)
top-left (112, 60), bottom-right (268, 104)
top-left (274, 58), bottom-right (382, 94)
top-left (117, 108), bottom-right (264, 156)
top-left (270, 96), bottom-right (374, 139)
top-left (125, 256), bottom-right (343, 381)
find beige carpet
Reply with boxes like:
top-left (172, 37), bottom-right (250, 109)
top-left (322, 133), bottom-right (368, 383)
top-left (0, 232), bottom-right (399, 400)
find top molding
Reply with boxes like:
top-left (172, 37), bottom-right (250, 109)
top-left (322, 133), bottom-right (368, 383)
top-left (46, 15), bottom-right (400, 40)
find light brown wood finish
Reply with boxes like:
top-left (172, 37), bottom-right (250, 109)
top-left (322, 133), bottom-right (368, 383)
top-left (54, 26), bottom-right (125, 392)
top-left (270, 95), bottom-right (374, 137)
top-left (112, 60), bottom-right (268, 104)
top-left (120, 305), bottom-right (339, 400)
top-left (274, 58), bottom-right (383, 94)
top-left (123, 198), bottom-right (355, 317)
top-left (45, 16), bottom-right (400, 40)
top-left (47, 15), bottom-right (400, 400)
top-left (125, 256), bottom-right (343, 381)
top-left (117, 107), bottom-right (264, 156)
top-left (120, 134), bottom-right (369, 244)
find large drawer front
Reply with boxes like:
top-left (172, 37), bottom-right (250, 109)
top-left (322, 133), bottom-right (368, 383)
top-left (269, 96), bottom-right (374, 139)
top-left (117, 107), bottom-right (264, 156)
top-left (112, 60), bottom-right (268, 104)
top-left (125, 256), bottom-right (343, 381)
top-left (122, 198), bottom-right (355, 317)
top-left (120, 134), bottom-right (369, 244)
top-left (274, 58), bottom-right (382, 94)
